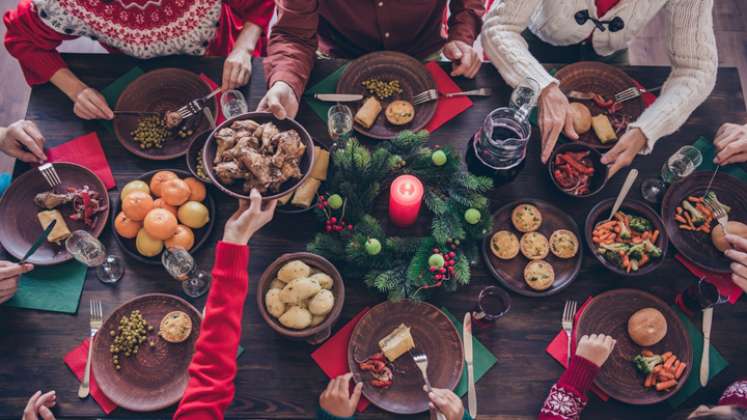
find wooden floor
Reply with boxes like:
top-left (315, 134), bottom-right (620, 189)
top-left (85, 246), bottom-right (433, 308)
top-left (1, 1), bottom-right (746, 173)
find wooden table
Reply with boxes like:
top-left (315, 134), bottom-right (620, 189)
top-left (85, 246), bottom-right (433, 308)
top-left (1, 54), bottom-right (746, 420)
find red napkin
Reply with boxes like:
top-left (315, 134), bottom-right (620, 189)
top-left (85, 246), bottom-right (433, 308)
top-left (64, 338), bottom-right (117, 414)
top-left (545, 297), bottom-right (609, 401)
top-left (46, 132), bottom-right (115, 190)
top-left (632, 79), bottom-right (657, 107)
top-left (199, 74), bottom-right (226, 125)
top-left (423, 62), bottom-right (473, 133)
top-left (675, 254), bottom-right (743, 304)
top-left (311, 307), bottom-right (371, 413)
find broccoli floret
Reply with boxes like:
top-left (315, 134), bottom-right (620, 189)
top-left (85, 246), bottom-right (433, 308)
top-left (599, 249), bottom-right (624, 268)
top-left (599, 243), bottom-right (630, 253)
top-left (682, 200), bottom-right (706, 227)
top-left (629, 216), bottom-right (653, 233)
top-left (613, 212), bottom-right (632, 239)
top-left (706, 192), bottom-right (731, 214)
top-left (643, 240), bottom-right (663, 258)
top-left (627, 244), bottom-right (646, 260)
top-left (633, 354), bottom-right (663, 374)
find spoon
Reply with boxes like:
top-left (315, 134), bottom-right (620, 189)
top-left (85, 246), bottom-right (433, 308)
top-left (606, 169), bottom-right (639, 221)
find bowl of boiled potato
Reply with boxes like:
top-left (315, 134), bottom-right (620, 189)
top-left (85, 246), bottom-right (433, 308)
top-left (257, 252), bottom-right (345, 344)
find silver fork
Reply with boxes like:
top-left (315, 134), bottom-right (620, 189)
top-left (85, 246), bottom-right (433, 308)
top-left (614, 86), bottom-right (662, 104)
top-left (445, 88), bottom-right (493, 98)
top-left (79, 299), bottom-right (103, 399)
top-left (410, 350), bottom-right (447, 420)
top-left (412, 89), bottom-right (438, 106)
top-left (562, 300), bottom-right (577, 366)
top-left (173, 88), bottom-right (221, 120)
top-left (704, 195), bottom-right (729, 233)
top-left (38, 163), bottom-right (61, 188)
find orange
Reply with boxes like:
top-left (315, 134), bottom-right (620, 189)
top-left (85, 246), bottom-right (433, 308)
top-left (122, 191), bottom-right (154, 222)
top-left (184, 177), bottom-right (206, 202)
top-left (161, 178), bottom-right (191, 206)
top-left (178, 201), bottom-right (210, 229)
top-left (149, 171), bottom-right (178, 197)
top-left (153, 198), bottom-right (178, 217)
top-left (165, 225), bottom-right (195, 251)
top-left (143, 208), bottom-right (178, 240)
top-left (114, 212), bottom-right (142, 239)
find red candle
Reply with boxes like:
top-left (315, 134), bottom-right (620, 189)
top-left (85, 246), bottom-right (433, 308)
top-left (389, 175), bottom-right (424, 227)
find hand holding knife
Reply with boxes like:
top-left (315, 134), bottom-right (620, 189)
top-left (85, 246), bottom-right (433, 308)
top-left (463, 313), bottom-right (477, 419)
top-left (19, 219), bottom-right (56, 264)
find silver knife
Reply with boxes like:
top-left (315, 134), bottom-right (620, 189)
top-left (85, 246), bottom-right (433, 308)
top-left (700, 306), bottom-right (713, 387)
top-left (20, 219), bottom-right (56, 264)
top-left (703, 164), bottom-right (720, 198)
top-left (313, 93), bottom-right (363, 102)
top-left (463, 313), bottom-right (477, 419)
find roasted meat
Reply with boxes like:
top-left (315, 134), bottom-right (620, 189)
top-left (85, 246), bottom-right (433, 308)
top-left (34, 191), bottom-right (74, 209)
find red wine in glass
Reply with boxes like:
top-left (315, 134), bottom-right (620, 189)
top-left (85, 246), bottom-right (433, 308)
top-left (675, 278), bottom-right (726, 317)
top-left (471, 286), bottom-right (511, 329)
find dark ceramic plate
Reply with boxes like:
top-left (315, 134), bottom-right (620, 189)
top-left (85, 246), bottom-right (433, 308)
top-left (337, 51), bottom-right (437, 140)
top-left (482, 199), bottom-right (583, 297)
top-left (548, 142), bottom-right (609, 198)
top-left (585, 198), bottom-right (668, 276)
top-left (556, 62), bottom-right (644, 149)
top-left (110, 169), bottom-right (215, 265)
top-left (0, 163), bottom-right (109, 265)
top-left (348, 300), bottom-right (463, 414)
top-left (661, 171), bottom-right (747, 273)
top-left (92, 293), bottom-right (201, 412)
top-left (576, 289), bottom-right (691, 405)
top-left (185, 130), bottom-right (212, 184)
top-left (114, 68), bottom-right (215, 160)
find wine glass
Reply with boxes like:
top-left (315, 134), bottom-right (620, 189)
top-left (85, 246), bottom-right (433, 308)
top-left (65, 230), bottom-right (124, 284)
top-left (162, 247), bottom-right (211, 298)
top-left (220, 89), bottom-right (249, 119)
top-left (327, 104), bottom-right (353, 148)
top-left (641, 145), bottom-right (703, 204)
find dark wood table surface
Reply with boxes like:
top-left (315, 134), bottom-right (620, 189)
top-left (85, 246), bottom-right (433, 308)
top-left (1, 54), bottom-right (746, 420)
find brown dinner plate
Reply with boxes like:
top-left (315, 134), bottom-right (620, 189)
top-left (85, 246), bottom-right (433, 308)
top-left (114, 68), bottom-right (215, 160)
top-left (555, 61), bottom-right (644, 149)
top-left (0, 163), bottom-right (109, 265)
top-left (575, 289), bottom-right (692, 405)
top-left (337, 51), bottom-right (437, 140)
top-left (661, 171), bottom-right (747, 273)
top-left (92, 293), bottom-right (201, 412)
top-left (482, 199), bottom-right (583, 297)
top-left (348, 300), bottom-right (463, 415)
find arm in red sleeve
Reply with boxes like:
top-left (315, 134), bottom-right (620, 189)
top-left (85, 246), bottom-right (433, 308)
top-left (447, 0), bottom-right (485, 45)
top-left (225, 0), bottom-right (274, 33)
top-left (262, 0), bottom-right (318, 99)
top-left (173, 241), bottom-right (250, 420)
top-left (539, 355), bottom-right (600, 420)
top-left (3, 0), bottom-right (75, 85)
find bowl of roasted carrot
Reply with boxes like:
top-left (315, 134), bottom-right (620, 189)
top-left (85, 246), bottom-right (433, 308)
top-left (585, 198), bottom-right (668, 276)
top-left (548, 142), bottom-right (608, 198)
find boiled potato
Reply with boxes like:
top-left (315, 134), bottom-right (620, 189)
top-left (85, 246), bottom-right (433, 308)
top-left (269, 278), bottom-right (285, 290)
top-left (265, 289), bottom-right (286, 318)
top-left (310, 315), bottom-right (325, 327)
top-left (279, 306), bottom-right (312, 329)
top-left (309, 272), bottom-right (334, 290)
top-left (279, 277), bottom-right (321, 304)
top-left (277, 260), bottom-right (311, 282)
top-left (309, 289), bottom-right (335, 316)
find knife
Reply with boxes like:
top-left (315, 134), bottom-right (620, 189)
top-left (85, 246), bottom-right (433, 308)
top-left (463, 313), bottom-right (477, 419)
top-left (313, 93), bottom-right (363, 102)
top-left (700, 306), bottom-right (713, 387)
top-left (20, 219), bottom-right (56, 264)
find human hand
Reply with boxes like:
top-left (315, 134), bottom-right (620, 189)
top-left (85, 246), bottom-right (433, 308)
top-left (222, 189), bottom-right (277, 245)
top-left (725, 234), bottom-right (747, 293)
top-left (319, 373), bottom-right (363, 418)
top-left (23, 390), bottom-right (56, 420)
top-left (443, 40), bottom-right (481, 79)
top-left (222, 48), bottom-right (253, 91)
top-left (73, 87), bottom-right (113, 120)
top-left (425, 387), bottom-right (465, 420)
top-left (0, 120), bottom-right (46, 163)
top-left (0, 261), bottom-right (33, 304)
top-left (538, 83), bottom-right (578, 163)
top-left (714, 122), bottom-right (747, 165)
top-left (257, 81), bottom-right (299, 120)
top-left (601, 128), bottom-right (647, 177)
top-left (575, 334), bottom-right (616, 367)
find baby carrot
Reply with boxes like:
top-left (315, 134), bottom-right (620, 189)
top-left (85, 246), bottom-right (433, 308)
top-left (644, 373), bottom-right (655, 388)
top-left (653, 365), bottom-right (662, 374)
top-left (679, 224), bottom-right (694, 231)
top-left (688, 196), bottom-right (703, 203)
top-left (675, 362), bottom-right (687, 379)
top-left (675, 214), bottom-right (687, 224)
top-left (641, 350), bottom-right (654, 357)
top-left (662, 351), bottom-right (673, 360)
top-left (652, 230), bottom-right (660, 242)
top-left (664, 355), bottom-right (676, 369)
top-left (676, 206), bottom-right (683, 214)
top-left (656, 379), bottom-right (677, 391)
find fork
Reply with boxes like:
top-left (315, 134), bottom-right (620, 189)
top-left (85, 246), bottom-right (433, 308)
top-left (562, 300), bottom-right (578, 366)
top-left (410, 350), bottom-right (447, 420)
top-left (614, 86), bottom-right (662, 104)
top-left (445, 88), bottom-right (493, 98)
top-left (412, 89), bottom-right (438, 106)
top-left (38, 163), bottom-right (61, 188)
top-left (704, 195), bottom-right (729, 234)
top-left (79, 299), bottom-right (103, 399)
top-left (173, 88), bottom-right (221, 120)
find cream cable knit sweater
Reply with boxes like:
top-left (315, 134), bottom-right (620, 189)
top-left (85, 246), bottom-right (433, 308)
top-left (481, 0), bottom-right (718, 154)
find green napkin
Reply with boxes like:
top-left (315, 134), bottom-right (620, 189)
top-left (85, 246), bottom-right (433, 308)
top-left (303, 64), bottom-right (350, 123)
top-left (441, 307), bottom-right (497, 397)
top-left (667, 306), bottom-right (729, 408)
top-left (4, 262), bottom-right (88, 314)
top-left (98, 67), bottom-right (145, 134)
top-left (693, 136), bottom-right (747, 181)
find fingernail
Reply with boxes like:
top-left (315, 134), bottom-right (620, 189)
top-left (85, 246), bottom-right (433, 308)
top-left (713, 158), bottom-right (719, 164)
top-left (725, 249), bottom-right (734, 258)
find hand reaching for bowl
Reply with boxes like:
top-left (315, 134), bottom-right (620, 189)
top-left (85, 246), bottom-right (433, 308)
top-left (22, 390), bottom-right (56, 420)
top-left (425, 387), bottom-right (465, 420)
top-left (257, 81), bottom-right (299, 120)
top-left (575, 334), bottom-right (616, 368)
top-left (713, 122), bottom-right (747, 165)
top-left (319, 373), bottom-right (363, 418)
top-left (601, 128), bottom-right (647, 178)
top-left (0, 120), bottom-right (46, 163)
top-left (538, 83), bottom-right (578, 164)
top-left (222, 189), bottom-right (277, 245)
top-left (0, 261), bottom-right (33, 304)
top-left (725, 234), bottom-right (747, 293)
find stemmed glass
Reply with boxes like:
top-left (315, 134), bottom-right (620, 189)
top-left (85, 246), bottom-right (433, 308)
top-left (220, 89), bottom-right (249, 119)
top-left (641, 145), bottom-right (703, 204)
top-left (65, 230), bottom-right (124, 284)
top-left (161, 247), bottom-right (211, 298)
top-left (327, 104), bottom-right (353, 149)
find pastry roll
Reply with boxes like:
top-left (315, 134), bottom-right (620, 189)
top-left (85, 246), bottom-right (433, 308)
top-left (278, 191), bottom-right (294, 205)
top-left (37, 210), bottom-right (71, 243)
top-left (291, 178), bottom-right (321, 208)
top-left (354, 97), bottom-right (382, 129)
top-left (591, 114), bottom-right (617, 144)
top-left (310, 146), bottom-right (330, 181)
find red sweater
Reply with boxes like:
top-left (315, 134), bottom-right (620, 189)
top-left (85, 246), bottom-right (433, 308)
top-left (173, 241), bottom-right (249, 420)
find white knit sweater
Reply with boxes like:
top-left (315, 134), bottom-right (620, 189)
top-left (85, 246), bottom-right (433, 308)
top-left (481, 0), bottom-right (718, 154)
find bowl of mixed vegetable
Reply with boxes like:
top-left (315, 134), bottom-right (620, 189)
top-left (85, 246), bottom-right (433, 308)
top-left (585, 198), bottom-right (668, 276)
top-left (548, 142), bottom-right (608, 198)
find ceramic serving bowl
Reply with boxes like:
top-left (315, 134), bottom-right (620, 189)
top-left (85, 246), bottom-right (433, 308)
top-left (548, 142), bottom-right (608, 198)
top-left (186, 130), bottom-right (212, 184)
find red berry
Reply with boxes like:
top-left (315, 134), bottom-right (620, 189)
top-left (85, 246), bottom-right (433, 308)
top-left (434, 274), bottom-right (443, 280)
top-left (429, 267), bottom-right (437, 272)
top-left (330, 217), bottom-right (337, 223)
top-left (347, 224), bottom-right (353, 230)
top-left (439, 267), bottom-right (446, 274)
top-left (448, 252), bottom-right (456, 258)
top-left (432, 248), bottom-right (440, 254)
top-left (448, 266), bottom-right (455, 273)
top-left (325, 226), bottom-right (332, 232)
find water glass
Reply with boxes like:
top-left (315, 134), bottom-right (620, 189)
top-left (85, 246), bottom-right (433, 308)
top-left (471, 286), bottom-right (511, 329)
top-left (65, 230), bottom-right (124, 284)
top-left (220, 89), bottom-right (249, 119)
top-left (162, 247), bottom-right (210, 298)
top-left (661, 145), bottom-right (703, 184)
top-left (327, 104), bottom-right (353, 147)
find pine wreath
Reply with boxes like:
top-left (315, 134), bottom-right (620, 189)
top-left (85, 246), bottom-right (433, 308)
top-left (306, 130), bottom-right (493, 300)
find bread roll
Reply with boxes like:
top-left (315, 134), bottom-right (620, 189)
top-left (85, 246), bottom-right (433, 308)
top-left (570, 103), bottom-right (592, 134)
top-left (628, 308), bottom-right (667, 347)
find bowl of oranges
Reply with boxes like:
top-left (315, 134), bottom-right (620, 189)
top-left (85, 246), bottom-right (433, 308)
top-left (112, 169), bottom-right (215, 265)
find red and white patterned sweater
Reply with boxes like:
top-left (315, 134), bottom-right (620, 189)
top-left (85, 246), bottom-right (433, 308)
top-left (539, 355), bottom-right (747, 420)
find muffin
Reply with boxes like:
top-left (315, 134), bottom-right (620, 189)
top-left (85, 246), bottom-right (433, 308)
top-left (490, 230), bottom-right (520, 260)
top-left (549, 229), bottom-right (579, 259)
top-left (524, 260), bottom-right (555, 291)
top-left (520, 232), bottom-right (550, 260)
top-left (385, 100), bottom-right (415, 126)
top-left (511, 204), bottom-right (542, 232)
top-left (159, 311), bottom-right (193, 343)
